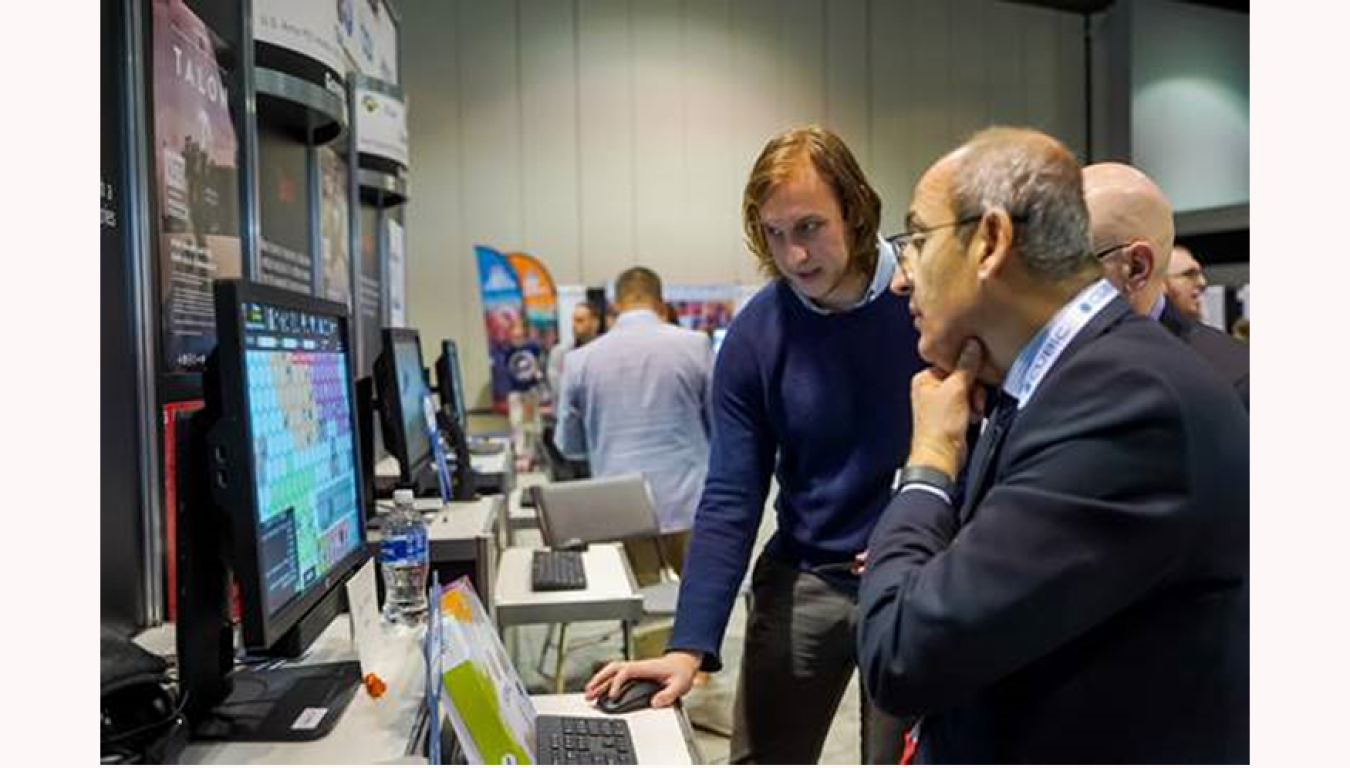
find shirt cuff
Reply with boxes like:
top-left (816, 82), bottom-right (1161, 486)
top-left (899, 482), bottom-right (952, 505)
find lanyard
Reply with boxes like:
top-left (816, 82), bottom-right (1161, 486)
top-left (1002, 279), bottom-right (1117, 409)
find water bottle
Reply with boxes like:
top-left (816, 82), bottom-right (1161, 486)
top-left (379, 489), bottom-right (429, 625)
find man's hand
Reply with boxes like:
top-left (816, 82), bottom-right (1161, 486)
top-left (907, 339), bottom-right (986, 477)
top-left (583, 651), bottom-right (702, 709)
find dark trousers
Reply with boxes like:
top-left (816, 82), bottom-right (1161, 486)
top-left (730, 554), bottom-right (908, 764)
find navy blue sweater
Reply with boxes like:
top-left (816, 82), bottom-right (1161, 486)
top-left (669, 279), bottom-right (924, 670)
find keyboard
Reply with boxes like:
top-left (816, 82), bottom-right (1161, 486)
top-left (531, 550), bottom-right (587, 591)
top-left (536, 715), bottom-right (636, 764)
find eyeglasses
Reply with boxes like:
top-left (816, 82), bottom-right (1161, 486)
top-left (1093, 242), bottom-right (1131, 262)
top-left (886, 215), bottom-right (985, 291)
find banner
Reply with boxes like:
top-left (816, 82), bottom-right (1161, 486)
top-left (341, 0), bottom-right (398, 82)
top-left (152, 0), bottom-right (242, 375)
top-left (256, 122), bottom-right (312, 295)
top-left (388, 218), bottom-right (406, 326)
top-left (253, 0), bottom-right (346, 77)
top-left (318, 146), bottom-right (351, 306)
top-left (474, 246), bottom-right (525, 412)
top-left (505, 253), bottom-right (559, 353)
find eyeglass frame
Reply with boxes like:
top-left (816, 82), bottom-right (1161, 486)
top-left (886, 212), bottom-right (1027, 289)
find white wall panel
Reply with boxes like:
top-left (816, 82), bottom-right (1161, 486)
top-left (577, 0), bottom-right (637, 283)
top-left (401, 0), bottom-right (1090, 404)
top-left (521, 0), bottom-right (582, 282)
top-left (632, 0), bottom-right (686, 278)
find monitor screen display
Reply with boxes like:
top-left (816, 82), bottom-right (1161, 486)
top-left (393, 335), bottom-right (432, 470)
top-left (440, 339), bottom-right (467, 428)
top-left (241, 299), bottom-right (364, 618)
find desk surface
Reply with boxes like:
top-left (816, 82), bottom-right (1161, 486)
top-left (532, 694), bottom-right (699, 765)
top-left (170, 618), bottom-right (428, 765)
top-left (373, 439), bottom-right (512, 480)
top-left (494, 544), bottom-right (643, 627)
top-left (370, 495), bottom-right (503, 562)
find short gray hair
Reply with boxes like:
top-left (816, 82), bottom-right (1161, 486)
top-left (949, 127), bottom-right (1093, 281)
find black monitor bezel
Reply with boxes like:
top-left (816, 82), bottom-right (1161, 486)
top-left (375, 327), bottom-right (434, 484)
top-left (211, 279), bottom-right (370, 652)
top-left (436, 338), bottom-right (467, 429)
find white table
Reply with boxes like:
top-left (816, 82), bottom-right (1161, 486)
top-left (532, 694), bottom-right (701, 765)
top-left (493, 544), bottom-right (643, 629)
top-left (164, 618), bottom-right (430, 764)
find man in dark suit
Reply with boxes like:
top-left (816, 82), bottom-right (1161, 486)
top-left (1084, 162), bottom-right (1250, 409)
top-left (858, 127), bottom-right (1249, 763)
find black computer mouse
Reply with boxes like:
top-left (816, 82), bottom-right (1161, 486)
top-left (597, 679), bottom-right (664, 715)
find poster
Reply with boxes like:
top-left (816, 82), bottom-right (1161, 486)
top-left (256, 123), bottom-right (312, 295)
top-left (152, 0), bottom-right (242, 375)
top-left (474, 246), bottom-right (525, 411)
top-left (357, 203), bottom-right (382, 377)
top-left (663, 284), bottom-right (745, 334)
top-left (387, 218), bottom-right (405, 326)
top-left (318, 146), bottom-right (351, 306)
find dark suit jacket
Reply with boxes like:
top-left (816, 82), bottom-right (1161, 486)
top-left (1159, 299), bottom-right (1250, 410)
top-left (858, 297), bottom-right (1249, 764)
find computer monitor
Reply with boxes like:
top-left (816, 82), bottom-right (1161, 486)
top-left (179, 279), bottom-right (369, 742)
top-left (435, 338), bottom-right (467, 429)
top-left (373, 328), bottom-right (434, 487)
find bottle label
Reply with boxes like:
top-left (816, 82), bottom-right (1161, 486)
top-left (380, 528), bottom-right (428, 563)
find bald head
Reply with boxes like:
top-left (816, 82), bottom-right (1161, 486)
top-left (1083, 162), bottom-right (1174, 315)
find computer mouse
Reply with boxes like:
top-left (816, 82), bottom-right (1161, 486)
top-left (597, 679), bottom-right (663, 715)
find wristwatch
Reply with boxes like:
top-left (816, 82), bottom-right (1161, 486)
top-left (898, 464), bottom-right (955, 497)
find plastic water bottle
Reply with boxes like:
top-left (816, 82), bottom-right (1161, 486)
top-left (379, 489), bottom-right (429, 625)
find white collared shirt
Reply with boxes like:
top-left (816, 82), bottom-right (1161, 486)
top-left (788, 235), bottom-right (898, 315)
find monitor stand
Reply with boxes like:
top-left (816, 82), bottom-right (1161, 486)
top-left (189, 660), bottom-right (363, 742)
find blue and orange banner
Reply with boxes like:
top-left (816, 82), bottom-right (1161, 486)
top-left (474, 246), bottom-right (558, 412)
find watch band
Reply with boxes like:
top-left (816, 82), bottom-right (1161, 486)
top-left (898, 464), bottom-right (955, 497)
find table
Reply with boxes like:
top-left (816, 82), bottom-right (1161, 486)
top-left (160, 618), bottom-right (429, 764)
top-left (532, 694), bottom-right (702, 764)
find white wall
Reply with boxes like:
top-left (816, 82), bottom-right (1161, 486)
top-left (401, 0), bottom-right (1087, 408)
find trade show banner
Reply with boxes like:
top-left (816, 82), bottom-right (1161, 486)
top-left (256, 123), bottom-right (312, 295)
top-left (474, 246), bottom-right (526, 412)
top-left (505, 252), bottom-right (559, 353)
top-left (340, 0), bottom-right (399, 82)
top-left (253, 0), bottom-right (346, 78)
top-left (318, 146), bottom-right (351, 305)
top-left (388, 218), bottom-right (406, 326)
top-left (152, 0), bottom-right (242, 375)
top-left (356, 203), bottom-right (382, 377)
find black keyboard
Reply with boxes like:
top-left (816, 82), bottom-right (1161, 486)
top-left (531, 550), bottom-right (587, 591)
top-left (536, 715), bottom-right (636, 764)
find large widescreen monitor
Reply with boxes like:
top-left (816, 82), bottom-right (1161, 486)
top-left (179, 279), bottom-right (368, 742)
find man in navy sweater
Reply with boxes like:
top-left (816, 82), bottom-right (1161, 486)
top-left (585, 125), bottom-right (924, 763)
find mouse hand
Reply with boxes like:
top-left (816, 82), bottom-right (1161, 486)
top-left (585, 651), bottom-right (701, 708)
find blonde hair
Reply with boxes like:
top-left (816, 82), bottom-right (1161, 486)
top-left (741, 125), bottom-right (881, 279)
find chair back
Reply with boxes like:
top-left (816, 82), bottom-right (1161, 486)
top-left (534, 473), bottom-right (661, 547)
